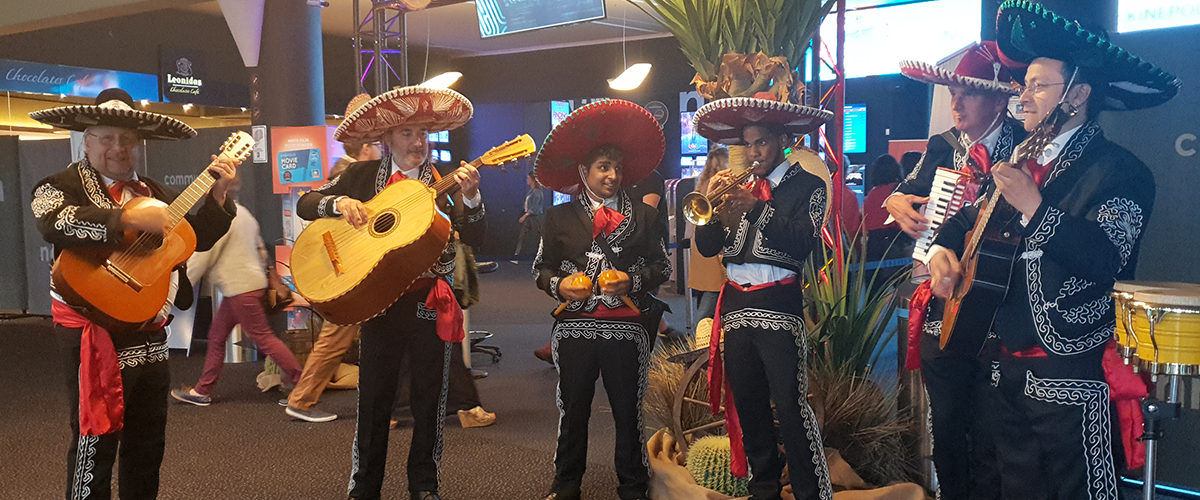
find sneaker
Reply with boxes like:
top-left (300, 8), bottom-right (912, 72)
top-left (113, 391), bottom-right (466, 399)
top-left (458, 406), bottom-right (496, 428)
top-left (170, 387), bottom-right (212, 406)
top-left (286, 405), bottom-right (338, 423)
top-left (278, 398), bottom-right (288, 407)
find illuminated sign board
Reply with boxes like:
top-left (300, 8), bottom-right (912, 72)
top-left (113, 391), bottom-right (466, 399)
top-left (1118, 0), bottom-right (1200, 33)
top-left (476, 0), bottom-right (606, 38)
top-left (0, 59), bottom-right (158, 100)
top-left (844, 104), bottom-right (867, 154)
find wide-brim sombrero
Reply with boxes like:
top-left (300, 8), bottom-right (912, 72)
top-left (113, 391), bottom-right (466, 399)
top-left (899, 42), bottom-right (1018, 95)
top-left (996, 0), bottom-right (1180, 110)
top-left (334, 86), bottom-right (473, 142)
top-left (533, 99), bottom-right (665, 195)
top-left (29, 88), bottom-right (196, 140)
top-left (693, 97), bottom-right (832, 145)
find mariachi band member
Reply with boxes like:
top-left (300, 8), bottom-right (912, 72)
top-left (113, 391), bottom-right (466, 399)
top-left (929, 1), bottom-right (1179, 498)
top-left (531, 100), bottom-right (670, 500)
top-left (29, 88), bottom-right (239, 500)
top-left (297, 86), bottom-right (484, 500)
top-left (693, 95), bottom-right (834, 500)
top-left (888, 41), bottom-right (1025, 499)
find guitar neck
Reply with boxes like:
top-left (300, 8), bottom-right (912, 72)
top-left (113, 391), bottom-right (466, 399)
top-left (165, 165), bottom-right (220, 226)
top-left (431, 157), bottom-right (485, 197)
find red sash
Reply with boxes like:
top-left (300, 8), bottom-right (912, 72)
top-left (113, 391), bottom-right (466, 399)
top-left (52, 300), bottom-right (124, 436)
top-left (410, 277), bottom-right (464, 343)
top-left (707, 275), bottom-right (799, 478)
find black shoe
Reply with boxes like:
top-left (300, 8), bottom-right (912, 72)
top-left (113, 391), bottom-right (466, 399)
top-left (410, 491), bottom-right (441, 500)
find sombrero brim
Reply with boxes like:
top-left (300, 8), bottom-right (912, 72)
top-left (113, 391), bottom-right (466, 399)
top-left (693, 98), bottom-right (832, 145)
top-left (997, 0), bottom-right (1180, 110)
top-left (533, 99), bottom-right (665, 195)
top-left (334, 86), bottom-right (473, 142)
top-left (29, 105), bottom-right (196, 140)
top-left (899, 60), bottom-right (1019, 95)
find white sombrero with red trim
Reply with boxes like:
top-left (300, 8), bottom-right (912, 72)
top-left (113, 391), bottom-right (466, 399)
top-left (334, 86), bottom-right (473, 142)
top-left (899, 41), bottom-right (1019, 95)
top-left (692, 94), bottom-right (832, 145)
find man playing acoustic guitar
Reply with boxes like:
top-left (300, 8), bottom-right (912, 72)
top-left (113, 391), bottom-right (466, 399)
top-left (29, 87), bottom-right (239, 500)
top-left (296, 86), bottom-right (484, 500)
top-left (928, 2), bottom-right (1179, 497)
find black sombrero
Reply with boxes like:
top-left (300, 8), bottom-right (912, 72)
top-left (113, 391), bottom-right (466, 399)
top-left (996, 0), bottom-right (1180, 111)
top-left (29, 88), bottom-right (196, 140)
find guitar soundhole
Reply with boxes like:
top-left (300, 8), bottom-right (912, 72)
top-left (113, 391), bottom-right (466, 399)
top-left (371, 210), bottom-right (399, 236)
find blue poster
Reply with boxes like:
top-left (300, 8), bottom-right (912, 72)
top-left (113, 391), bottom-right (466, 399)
top-left (0, 59), bottom-right (158, 101)
top-left (277, 148), bottom-right (324, 184)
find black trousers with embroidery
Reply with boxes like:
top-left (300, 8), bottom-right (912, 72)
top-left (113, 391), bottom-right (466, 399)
top-left (57, 325), bottom-right (170, 500)
top-left (719, 281), bottom-right (831, 500)
top-left (919, 320), bottom-right (1001, 500)
top-left (986, 342), bottom-right (1120, 500)
top-left (550, 317), bottom-right (651, 500)
top-left (349, 291), bottom-right (450, 499)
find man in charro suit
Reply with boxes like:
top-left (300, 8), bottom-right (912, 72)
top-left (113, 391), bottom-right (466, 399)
top-left (29, 87), bottom-right (238, 500)
top-left (296, 86), bottom-right (484, 500)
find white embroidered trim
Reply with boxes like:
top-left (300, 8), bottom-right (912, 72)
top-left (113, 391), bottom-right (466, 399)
top-left (433, 341), bottom-right (452, 483)
top-left (115, 340), bottom-right (169, 369)
top-left (809, 188), bottom-right (826, 237)
top-left (794, 320), bottom-right (833, 499)
top-left (923, 320), bottom-right (943, 338)
top-left (32, 184), bottom-right (65, 218)
top-left (316, 195), bottom-right (338, 218)
top-left (466, 205), bottom-right (486, 224)
top-left (904, 150), bottom-right (930, 183)
top-left (78, 162), bottom-right (119, 209)
top-left (722, 308), bottom-right (805, 336)
top-left (314, 173), bottom-right (342, 192)
top-left (415, 302), bottom-right (437, 321)
top-left (724, 218), bottom-right (750, 258)
top-left (751, 231), bottom-right (802, 268)
top-left (990, 361), bottom-right (1000, 387)
top-left (753, 203), bottom-right (775, 230)
top-left (1025, 206), bottom-right (1112, 355)
top-left (1096, 198), bottom-right (1143, 269)
top-left (55, 206), bottom-right (107, 242)
top-left (71, 434), bottom-right (99, 500)
top-left (1023, 372), bottom-right (1118, 500)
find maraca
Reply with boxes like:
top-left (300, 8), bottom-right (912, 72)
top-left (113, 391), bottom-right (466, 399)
top-left (553, 274), bottom-right (593, 314)
top-left (598, 270), bottom-right (640, 314)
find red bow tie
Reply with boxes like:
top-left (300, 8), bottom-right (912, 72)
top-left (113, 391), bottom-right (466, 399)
top-left (593, 206), bottom-right (625, 238)
top-left (750, 178), bottom-right (772, 202)
top-left (1025, 157), bottom-right (1054, 187)
top-left (966, 143), bottom-right (993, 176)
top-left (108, 180), bottom-right (151, 203)
top-left (386, 171), bottom-right (408, 186)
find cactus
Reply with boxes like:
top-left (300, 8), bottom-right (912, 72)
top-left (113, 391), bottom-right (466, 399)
top-left (686, 436), bottom-right (750, 497)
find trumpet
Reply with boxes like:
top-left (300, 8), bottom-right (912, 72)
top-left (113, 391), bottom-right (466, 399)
top-left (681, 162), bottom-right (758, 226)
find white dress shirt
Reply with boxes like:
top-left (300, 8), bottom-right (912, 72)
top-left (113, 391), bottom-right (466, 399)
top-left (725, 160), bottom-right (797, 286)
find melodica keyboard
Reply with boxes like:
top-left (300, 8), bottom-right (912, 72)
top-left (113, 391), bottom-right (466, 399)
top-left (912, 167), bottom-right (980, 262)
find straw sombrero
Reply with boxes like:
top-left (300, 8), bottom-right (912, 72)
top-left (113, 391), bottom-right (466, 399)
top-left (29, 88), bottom-right (196, 140)
top-left (900, 41), bottom-right (1018, 95)
top-left (334, 86), bottom-right (473, 142)
top-left (996, 0), bottom-right (1180, 111)
top-left (692, 95), bottom-right (832, 145)
top-left (533, 99), bottom-right (665, 195)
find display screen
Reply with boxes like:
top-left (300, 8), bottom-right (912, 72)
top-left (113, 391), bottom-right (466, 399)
top-left (477, 0), bottom-right (606, 38)
top-left (1118, 0), bottom-right (1200, 32)
top-left (843, 104), bottom-right (867, 154)
top-left (813, 0), bottom-right (981, 79)
top-left (0, 59), bottom-right (158, 101)
top-left (551, 100), bottom-right (571, 127)
top-left (680, 111), bottom-right (708, 156)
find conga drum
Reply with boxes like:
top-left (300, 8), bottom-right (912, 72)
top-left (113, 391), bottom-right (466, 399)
top-left (1131, 284), bottom-right (1200, 376)
top-left (1113, 281), bottom-right (1180, 364)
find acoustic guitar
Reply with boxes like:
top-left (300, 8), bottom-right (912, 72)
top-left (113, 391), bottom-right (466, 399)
top-left (940, 103), bottom-right (1075, 353)
top-left (52, 131), bottom-right (255, 333)
top-left (291, 134), bottom-right (535, 326)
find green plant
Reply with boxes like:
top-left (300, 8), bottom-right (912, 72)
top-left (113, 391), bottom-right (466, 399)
top-left (686, 436), bottom-right (751, 496)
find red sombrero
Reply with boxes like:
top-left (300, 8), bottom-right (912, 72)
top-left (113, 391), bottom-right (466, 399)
top-left (692, 95), bottom-right (832, 145)
top-left (334, 86), bottom-right (473, 142)
top-left (899, 41), bottom-right (1019, 95)
top-left (533, 99), bottom-right (665, 195)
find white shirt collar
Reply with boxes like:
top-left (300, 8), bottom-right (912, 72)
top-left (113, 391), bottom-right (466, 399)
top-left (99, 172), bottom-right (140, 187)
top-left (390, 157), bottom-right (422, 180)
top-left (961, 121), bottom-right (1005, 154)
top-left (1038, 124), bottom-right (1084, 166)
top-left (764, 160), bottom-right (790, 187)
top-left (586, 192), bottom-right (619, 212)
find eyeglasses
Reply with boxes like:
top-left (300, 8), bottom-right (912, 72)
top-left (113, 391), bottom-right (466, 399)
top-left (85, 132), bottom-right (141, 149)
top-left (1017, 82), bottom-right (1066, 96)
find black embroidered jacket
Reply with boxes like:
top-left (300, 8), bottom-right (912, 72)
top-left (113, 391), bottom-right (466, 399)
top-left (296, 158), bottom-right (486, 285)
top-left (895, 119), bottom-right (1025, 199)
top-left (31, 160), bottom-right (235, 258)
top-left (933, 122), bottom-right (1154, 357)
top-left (533, 191), bottom-right (671, 314)
top-left (694, 162), bottom-right (826, 276)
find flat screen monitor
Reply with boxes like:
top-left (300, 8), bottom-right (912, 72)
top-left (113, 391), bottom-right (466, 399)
top-left (551, 100), bottom-right (571, 128)
top-left (477, 0), bottom-right (606, 38)
top-left (553, 191), bottom-right (572, 206)
top-left (680, 111), bottom-right (708, 156)
top-left (813, 0), bottom-right (981, 79)
top-left (1118, 0), bottom-right (1200, 32)
top-left (843, 104), bottom-right (867, 154)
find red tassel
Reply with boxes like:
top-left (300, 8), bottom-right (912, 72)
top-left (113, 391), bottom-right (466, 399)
top-left (906, 280), bottom-right (932, 370)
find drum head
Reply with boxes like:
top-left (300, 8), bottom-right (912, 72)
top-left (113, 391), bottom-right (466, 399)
top-left (1134, 284), bottom-right (1200, 308)
top-left (1113, 280), bottom-right (1188, 294)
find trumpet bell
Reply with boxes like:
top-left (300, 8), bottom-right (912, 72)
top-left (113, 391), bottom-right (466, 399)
top-left (682, 191), bottom-right (714, 226)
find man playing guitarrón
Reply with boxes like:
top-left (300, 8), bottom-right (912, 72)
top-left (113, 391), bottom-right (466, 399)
top-left (889, 41), bottom-right (1025, 500)
top-left (29, 87), bottom-right (238, 500)
top-left (296, 86), bottom-right (484, 500)
top-left (929, 2), bottom-right (1180, 498)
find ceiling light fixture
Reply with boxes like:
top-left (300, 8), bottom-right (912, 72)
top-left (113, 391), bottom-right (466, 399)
top-left (421, 72), bottom-right (463, 89)
top-left (608, 6), bottom-right (650, 91)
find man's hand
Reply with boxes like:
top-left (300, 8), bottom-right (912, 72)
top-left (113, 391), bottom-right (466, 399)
top-left (599, 270), bottom-right (631, 296)
top-left (559, 272), bottom-right (593, 301)
top-left (453, 161), bottom-right (481, 200)
top-left (929, 249), bottom-right (962, 299)
top-left (337, 198), bottom-right (369, 229)
top-left (520, 213), bottom-right (529, 224)
top-left (121, 204), bottom-right (172, 235)
top-left (207, 155), bottom-right (240, 205)
top-left (992, 161), bottom-right (1042, 219)
top-left (884, 193), bottom-right (931, 239)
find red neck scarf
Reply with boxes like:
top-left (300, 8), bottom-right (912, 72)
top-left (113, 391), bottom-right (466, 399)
top-left (386, 171), bottom-right (408, 186)
top-left (750, 178), bottom-right (772, 201)
top-left (108, 180), bottom-right (151, 204)
top-left (592, 206), bottom-right (625, 238)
